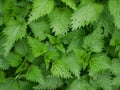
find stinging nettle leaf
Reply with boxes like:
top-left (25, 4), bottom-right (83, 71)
top-left (3, 19), bottom-right (27, 57)
top-left (108, 0), bottom-right (120, 29)
top-left (69, 79), bottom-right (95, 90)
top-left (0, 78), bottom-right (34, 90)
top-left (89, 54), bottom-right (111, 73)
top-left (0, 33), bottom-right (6, 56)
top-left (14, 39), bottom-right (30, 57)
top-left (95, 6), bottom-right (114, 37)
top-left (6, 52), bottom-right (22, 67)
top-left (51, 60), bottom-right (72, 78)
top-left (0, 78), bottom-right (19, 90)
top-left (110, 29), bottom-right (120, 46)
top-left (66, 30), bottom-right (85, 52)
top-left (111, 58), bottom-right (120, 75)
top-left (25, 65), bottom-right (44, 84)
top-left (49, 7), bottom-right (72, 35)
top-left (71, 3), bottom-right (103, 30)
top-left (90, 73), bottom-right (112, 90)
top-left (15, 61), bottom-right (27, 74)
top-left (29, 17), bottom-right (50, 41)
top-left (27, 36), bottom-right (47, 57)
top-left (28, 0), bottom-right (54, 23)
top-left (0, 70), bottom-right (6, 83)
top-left (62, 53), bottom-right (81, 78)
top-left (0, 56), bottom-right (10, 70)
top-left (83, 27), bottom-right (104, 52)
top-left (33, 75), bottom-right (64, 90)
top-left (112, 76), bottom-right (120, 87)
top-left (74, 49), bottom-right (91, 70)
top-left (61, 0), bottom-right (77, 10)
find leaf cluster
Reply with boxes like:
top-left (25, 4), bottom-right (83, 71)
top-left (0, 0), bottom-right (120, 90)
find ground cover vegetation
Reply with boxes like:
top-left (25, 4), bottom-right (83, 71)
top-left (0, 0), bottom-right (120, 90)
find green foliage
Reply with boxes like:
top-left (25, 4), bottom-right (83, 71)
top-left (83, 27), bottom-right (104, 52)
top-left (3, 18), bottom-right (27, 56)
top-left (71, 2), bottom-right (103, 30)
top-left (48, 7), bottom-right (72, 35)
top-left (25, 65), bottom-right (44, 84)
top-left (62, 53), bottom-right (81, 78)
top-left (33, 75), bottom-right (64, 90)
top-left (90, 73), bottom-right (112, 90)
top-left (6, 52), bottom-right (22, 67)
top-left (0, 56), bottom-right (10, 70)
top-left (27, 36), bottom-right (47, 57)
top-left (111, 58), bottom-right (120, 75)
top-left (0, 70), bottom-right (6, 83)
top-left (69, 78), bottom-right (95, 90)
top-left (108, 0), bottom-right (120, 29)
top-left (51, 60), bottom-right (72, 78)
top-left (0, 78), bottom-right (34, 90)
top-left (89, 54), bottom-right (111, 73)
top-left (28, 0), bottom-right (54, 23)
top-left (0, 0), bottom-right (120, 90)
top-left (29, 17), bottom-right (50, 41)
top-left (61, 0), bottom-right (77, 10)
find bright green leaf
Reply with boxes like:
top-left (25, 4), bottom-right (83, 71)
top-left (71, 3), bottom-right (103, 30)
top-left (49, 7), bottom-right (72, 35)
top-left (27, 36), bottom-right (47, 57)
top-left (28, 0), bottom-right (54, 22)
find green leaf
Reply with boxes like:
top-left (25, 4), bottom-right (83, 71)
top-left (49, 7), bottom-right (72, 35)
top-left (0, 70), bottom-right (6, 83)
top-left (111, 58), bottom-right (120, 75)
top-left (27, 36), bottom-right (47, 57)
top-left (108, 0), bottom-right (120, 29)
top-left (30, 17), bottom-right (50, 41)
top-left (95, 6), bottom-right (114, 37)
top-left (112, 76), bottom-right (120, 87)
top-left (97, 74), bottom-right (112, 90)
top-left (89, 54), bottom-right (111, 73)
top-left (6, 52), bottom-right (22, 67)
top-left (83, 27), bottom-right (104, 52)
top-left (47, 34), bottom-right (61, 44)
top-left (90, 73), bottom-right (112, 90)
top-left (69, 79), bottom-right (95, 90)
top-left (0, 0), bottom-right (4, 15)
top-left (0, 78), bottom-right (33, 90)
top-left (80, 0), bottom-right (94, 5)
top-left (28, 0), bottom-right (54, 23)
top-left (62, 53), bottom-right (81, 78)
top-left (12, 1), bottom-right (30, 19)
top-left (61, 0), bottom-right (77, 10)
top-left (110, 29), bottom-right (120, 46)
top-left (25, 65), bottom-right (44, 84)
top-left (0, 0), bottom-right (4, 26)
top-left (15, 61), bottom-right (27, 74)
top-left (15, 39), bottom-right (35, 62)
top-left (0, 33), bottom-right (6, 56)
top-left (46, 43), bottom-right (61, 60)
top-left (3, 18), bottom-right (26, 56)
top-left (14, 39), bottom-right (30, 57)
top-left (0, 56), bottom-right (9, 70)
top-left (55, 43), bottom-right (65, 53)
top-left (18, 80), bottom-right (34, 90)
top-left (0, 78), bottom-right (19, 90)
top-left (44, 44), bottom-right (60, 69)
top-left (67, 30), bottom-right (85, 51)
top-left (74, 49), bottom-right (91, 70)
top-left (71, 3), bottom-right (103, 30)
top-left (51, 60), bottom-right (72, 78)
top-left (33, 75), bottom-right (64, 90)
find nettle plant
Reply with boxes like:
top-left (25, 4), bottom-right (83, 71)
top-left (0, 0), bottom-right (120, 90)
